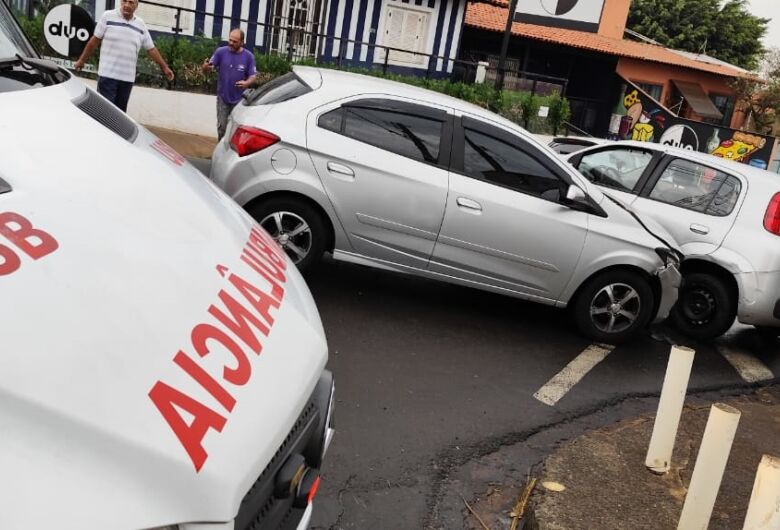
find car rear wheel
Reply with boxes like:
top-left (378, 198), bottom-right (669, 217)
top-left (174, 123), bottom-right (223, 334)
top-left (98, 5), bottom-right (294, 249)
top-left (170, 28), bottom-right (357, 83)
top-left (573, 270), bottom-right (655, 343)
top-left (670, 272), bottom-right (736, 340)
top-left (249, 197), bottom-right (326, 272)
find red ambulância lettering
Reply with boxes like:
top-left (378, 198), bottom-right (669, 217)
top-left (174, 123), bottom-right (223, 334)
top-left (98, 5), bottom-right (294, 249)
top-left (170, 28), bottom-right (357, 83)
top-left (148, 230), bottom-right (288, 471)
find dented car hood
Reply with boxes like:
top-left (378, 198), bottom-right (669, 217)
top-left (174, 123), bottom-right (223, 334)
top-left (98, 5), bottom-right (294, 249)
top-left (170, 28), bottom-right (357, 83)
top-left (0, 78), bottom-right (328, 529)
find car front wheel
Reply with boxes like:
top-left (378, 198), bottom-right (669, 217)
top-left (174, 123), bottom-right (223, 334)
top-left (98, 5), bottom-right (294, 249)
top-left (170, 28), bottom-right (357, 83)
top-left (248, 197), bottom-right (326, 272)
top-left (573, 270), bottom-right (655, 343)
top-left (670, 272), bottom-right (736, 340)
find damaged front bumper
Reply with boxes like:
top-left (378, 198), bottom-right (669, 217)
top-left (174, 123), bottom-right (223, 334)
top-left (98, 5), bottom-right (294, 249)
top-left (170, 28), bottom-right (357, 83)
top-left (653, 262), bottom-right (682, 323)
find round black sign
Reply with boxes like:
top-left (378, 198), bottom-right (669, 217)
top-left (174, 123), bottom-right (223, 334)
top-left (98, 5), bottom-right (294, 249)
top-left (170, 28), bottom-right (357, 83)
top-left (541, 0), bottom-right (579, 16)
top-left (43, 5), bottom-right (95, 59)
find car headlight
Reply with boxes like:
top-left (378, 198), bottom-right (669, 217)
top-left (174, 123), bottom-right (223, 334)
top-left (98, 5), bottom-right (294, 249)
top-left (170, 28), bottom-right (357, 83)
top-left (655, 247), bottom-right (681, 267)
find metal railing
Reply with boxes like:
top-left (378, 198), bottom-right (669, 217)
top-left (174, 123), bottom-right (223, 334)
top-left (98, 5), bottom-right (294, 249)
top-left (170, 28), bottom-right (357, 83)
top-left (134, 0), bottom-right (565, 93)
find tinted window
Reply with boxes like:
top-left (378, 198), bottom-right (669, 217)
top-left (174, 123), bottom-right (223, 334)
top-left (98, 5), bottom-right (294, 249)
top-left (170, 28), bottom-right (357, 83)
top-left (342, 107), bottom-right (442, 164)
top-left (578, 148), bottom-right (653, 192)
top-left (245, 73), bottom-right (311, 106)
top-left (463, 128), bottom-right (564, 199)
top-left (318, 108), bottom-right (342, 133)
top-left (648, 159), bottom-right (741, 216)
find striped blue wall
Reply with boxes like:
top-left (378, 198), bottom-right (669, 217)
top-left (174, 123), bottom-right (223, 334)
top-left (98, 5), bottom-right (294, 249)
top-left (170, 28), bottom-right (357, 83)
top-left (92, 0), bottom-right (465, 75)
top-left (320, 0), bottom-right (466, 74)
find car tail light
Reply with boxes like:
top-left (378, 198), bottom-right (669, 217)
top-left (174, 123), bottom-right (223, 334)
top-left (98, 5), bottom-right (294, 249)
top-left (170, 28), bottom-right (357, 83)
top-left (230, 126), bottom-right (279, 157)
top-left (765, 193), bottom-right (780, 236)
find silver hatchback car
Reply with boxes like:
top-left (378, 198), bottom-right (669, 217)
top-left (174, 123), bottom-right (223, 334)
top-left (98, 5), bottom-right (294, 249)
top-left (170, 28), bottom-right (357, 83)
top-left (210, 67), bottom-right (682, 342)
top-left (567, 141), bottom-right (780, 339)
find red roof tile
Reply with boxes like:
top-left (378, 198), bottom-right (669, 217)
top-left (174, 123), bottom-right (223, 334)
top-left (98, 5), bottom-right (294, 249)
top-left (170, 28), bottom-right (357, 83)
top-left (464, 1), bottom-right (751, 78)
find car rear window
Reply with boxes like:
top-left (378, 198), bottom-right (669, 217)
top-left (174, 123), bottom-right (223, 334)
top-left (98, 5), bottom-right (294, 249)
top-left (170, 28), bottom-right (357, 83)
top-left (244, 72), bottom-right (312, 106)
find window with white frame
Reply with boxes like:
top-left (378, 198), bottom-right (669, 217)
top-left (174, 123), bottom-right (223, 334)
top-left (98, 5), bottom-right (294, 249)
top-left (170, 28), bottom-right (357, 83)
top-left (136, 0), bottom-right (196, 34)
top-left (379, 4), bottom-right (430, 66)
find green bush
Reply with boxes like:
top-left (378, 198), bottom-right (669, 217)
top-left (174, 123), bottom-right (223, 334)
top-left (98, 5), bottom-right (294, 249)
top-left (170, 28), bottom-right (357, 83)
top-left (547, 93), bottom-right (571, 136)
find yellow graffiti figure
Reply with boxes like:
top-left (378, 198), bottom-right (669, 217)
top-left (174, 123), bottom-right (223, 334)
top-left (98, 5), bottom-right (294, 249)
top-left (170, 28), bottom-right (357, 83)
top-left (624, 90), bottom-right (640, 109)
top-left (632, 123), bottom-right (654, 142)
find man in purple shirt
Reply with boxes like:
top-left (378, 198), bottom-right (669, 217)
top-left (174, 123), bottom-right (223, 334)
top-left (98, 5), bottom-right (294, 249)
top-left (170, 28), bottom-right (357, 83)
top-left (202, 28), bottom-right (257, 139)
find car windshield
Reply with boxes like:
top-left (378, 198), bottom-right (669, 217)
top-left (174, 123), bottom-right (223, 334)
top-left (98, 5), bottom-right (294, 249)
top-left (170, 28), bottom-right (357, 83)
top-left (578, 148), bottom-right (653, 192)
top-left (0, 3), bottom-right (38, 57)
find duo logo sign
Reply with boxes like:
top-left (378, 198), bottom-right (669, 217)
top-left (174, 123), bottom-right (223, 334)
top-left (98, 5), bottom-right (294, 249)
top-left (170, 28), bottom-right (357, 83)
top-left (43, 5), bottom-right (94, 59)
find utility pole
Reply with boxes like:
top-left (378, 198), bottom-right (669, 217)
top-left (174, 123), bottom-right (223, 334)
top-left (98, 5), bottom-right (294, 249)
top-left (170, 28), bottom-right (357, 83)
top-left (495, 0), bottom-right (519, 89)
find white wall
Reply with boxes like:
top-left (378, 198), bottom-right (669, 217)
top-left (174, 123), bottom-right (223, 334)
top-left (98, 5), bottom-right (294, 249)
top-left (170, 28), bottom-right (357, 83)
top-left (80, 78), bottom-right (218, 138)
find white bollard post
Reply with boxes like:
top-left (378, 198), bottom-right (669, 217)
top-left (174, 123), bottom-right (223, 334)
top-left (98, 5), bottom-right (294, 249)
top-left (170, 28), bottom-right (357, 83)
top-left (646, 345), bottom-right (696, 473)
top-left (475, 61), bottom-right (489, 84)
top-left (743, 455), bottom-right (780, 530)
top-left (677, 403), bottom-right (741, 530)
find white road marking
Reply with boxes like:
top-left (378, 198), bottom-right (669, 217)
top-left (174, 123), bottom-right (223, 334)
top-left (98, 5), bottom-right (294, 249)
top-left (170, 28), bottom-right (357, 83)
top-left (718, 346), bottom-right (774, 383)
top-left (533, 343), bottom-right (615, 407)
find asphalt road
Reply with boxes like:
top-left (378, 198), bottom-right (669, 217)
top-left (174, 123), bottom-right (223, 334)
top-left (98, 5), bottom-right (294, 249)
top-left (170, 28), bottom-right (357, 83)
top-left (185, 158), bottom-right (780, 529)
top-left (302, 257), bottom-right (780, 530)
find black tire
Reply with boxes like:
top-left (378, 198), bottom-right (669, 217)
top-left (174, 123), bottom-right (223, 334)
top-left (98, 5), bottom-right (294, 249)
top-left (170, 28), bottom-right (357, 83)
top-left (572, 269), bottom-right (655, 343)
top-left (247, 197), bottom-right (327, 273)
top-left (670, 272), bottom-right (736, 340)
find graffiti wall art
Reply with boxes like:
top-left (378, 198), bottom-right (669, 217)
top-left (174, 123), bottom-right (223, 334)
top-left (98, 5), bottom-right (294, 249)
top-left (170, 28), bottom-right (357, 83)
top-left (609, 82), bottom-right (776, 170)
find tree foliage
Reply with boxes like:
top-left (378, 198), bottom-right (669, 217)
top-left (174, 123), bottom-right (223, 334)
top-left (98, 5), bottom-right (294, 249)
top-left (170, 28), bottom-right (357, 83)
top-left (731, 48), bottom-right (780, 134)
top-left (627, 0), bottom-right (769, 70)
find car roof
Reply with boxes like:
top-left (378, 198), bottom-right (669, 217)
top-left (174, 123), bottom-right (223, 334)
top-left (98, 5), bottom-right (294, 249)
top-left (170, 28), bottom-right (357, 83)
top-left (585, 140), bottom-right (780, 186)
top-left (293, 66), bottom-right (529, 132)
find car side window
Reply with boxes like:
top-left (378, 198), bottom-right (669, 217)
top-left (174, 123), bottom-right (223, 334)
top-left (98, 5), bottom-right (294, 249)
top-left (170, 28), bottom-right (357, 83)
top-left (577, 148), bottom-right (653, 192)
top-left (462, 127), bottom-right (565, 200)
top-left (334, 106), bottom-right (442, 164)
top-left (318, 108), bottom-right (343, 133)
top-left (648, 159), bottom-right (741, 216)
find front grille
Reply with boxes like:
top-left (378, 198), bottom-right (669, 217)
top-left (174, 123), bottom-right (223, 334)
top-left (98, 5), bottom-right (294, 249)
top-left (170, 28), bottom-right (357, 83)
top-left (235, 400), bottom-right (319, 530)
top-left (72, 88), bottom-right (138, 143)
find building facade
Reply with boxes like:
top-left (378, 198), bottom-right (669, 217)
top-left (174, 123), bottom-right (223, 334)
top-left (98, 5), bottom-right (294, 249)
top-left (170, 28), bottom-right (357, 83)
top-left (90, 0), bottom-right (467, 75)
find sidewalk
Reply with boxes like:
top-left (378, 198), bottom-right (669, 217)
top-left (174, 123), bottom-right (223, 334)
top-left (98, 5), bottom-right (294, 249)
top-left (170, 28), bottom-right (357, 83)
top-left (527, 385), bottom-right (780, 530)
top-left (147, 125), bottom-right (218, 160)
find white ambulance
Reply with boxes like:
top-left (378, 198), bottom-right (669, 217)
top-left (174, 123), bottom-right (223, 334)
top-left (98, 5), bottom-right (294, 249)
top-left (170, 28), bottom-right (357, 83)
top-left (0, 5), bottom-right (334, 529)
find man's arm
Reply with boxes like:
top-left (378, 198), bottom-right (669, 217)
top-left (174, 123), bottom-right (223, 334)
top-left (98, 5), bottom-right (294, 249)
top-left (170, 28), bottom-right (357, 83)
top-left (73, 36), bottom-right (100, 71)
top-left (236, 54), bottom-right (256, 89)
top-left (236, 74), bottom-right (256, 89)
top-left (147, 47), bottom-right (174, 81)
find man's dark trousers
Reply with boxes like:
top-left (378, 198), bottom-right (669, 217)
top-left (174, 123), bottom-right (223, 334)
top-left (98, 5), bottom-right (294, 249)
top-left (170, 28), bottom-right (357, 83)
top-left (97, 76), bottom-right (134, 112)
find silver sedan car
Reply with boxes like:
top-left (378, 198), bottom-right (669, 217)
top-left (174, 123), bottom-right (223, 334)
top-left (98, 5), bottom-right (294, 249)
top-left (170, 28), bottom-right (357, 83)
top-left (210, 67), bottom-right (682, 343)
top-left (567, 140), bottom-right (780, 339)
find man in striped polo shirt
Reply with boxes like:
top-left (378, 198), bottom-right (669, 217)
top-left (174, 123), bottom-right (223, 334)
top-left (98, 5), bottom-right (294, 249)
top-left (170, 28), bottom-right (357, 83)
top-left (74, 0), bottom-right (174, 112)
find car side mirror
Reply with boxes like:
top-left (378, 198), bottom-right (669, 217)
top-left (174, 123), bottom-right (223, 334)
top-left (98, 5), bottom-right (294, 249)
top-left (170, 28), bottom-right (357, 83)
top-left (565, 185), bottom-right (587, 203)
top-left (561, 185), bottom-right (592, 211)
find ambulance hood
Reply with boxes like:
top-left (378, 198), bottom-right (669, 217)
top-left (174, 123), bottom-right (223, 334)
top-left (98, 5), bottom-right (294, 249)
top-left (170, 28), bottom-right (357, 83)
top-left (0, 78), bottom-right (328, 529)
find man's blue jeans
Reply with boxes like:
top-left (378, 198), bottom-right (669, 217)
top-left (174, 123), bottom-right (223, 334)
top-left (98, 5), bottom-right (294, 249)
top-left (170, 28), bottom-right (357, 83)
top-left (97, 76), bottom-right (134, 112)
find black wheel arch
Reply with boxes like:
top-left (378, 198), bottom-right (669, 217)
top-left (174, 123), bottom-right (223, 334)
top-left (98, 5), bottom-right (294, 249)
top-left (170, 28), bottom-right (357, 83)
top-left (678, 258), bottom-right (739, 307)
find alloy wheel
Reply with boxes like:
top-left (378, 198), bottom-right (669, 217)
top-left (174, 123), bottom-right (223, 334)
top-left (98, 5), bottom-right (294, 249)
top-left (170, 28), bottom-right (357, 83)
top-left (259, 210), bottom-right (312, 264)
top-left (589, 282), bottom-right (641, 334)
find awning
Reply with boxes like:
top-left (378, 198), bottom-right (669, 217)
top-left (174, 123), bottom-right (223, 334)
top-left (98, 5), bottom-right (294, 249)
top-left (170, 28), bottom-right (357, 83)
top-left (671, 80), bottom-right (723, 120)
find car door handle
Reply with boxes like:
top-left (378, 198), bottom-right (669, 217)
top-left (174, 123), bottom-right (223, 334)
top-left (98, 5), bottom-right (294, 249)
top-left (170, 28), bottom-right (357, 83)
top-left (690, 223), bottom-right (710, 235)
top-left (326, 162), bottom-right (355, 178)
top-left (456, 197), bottom-right (482, 212)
